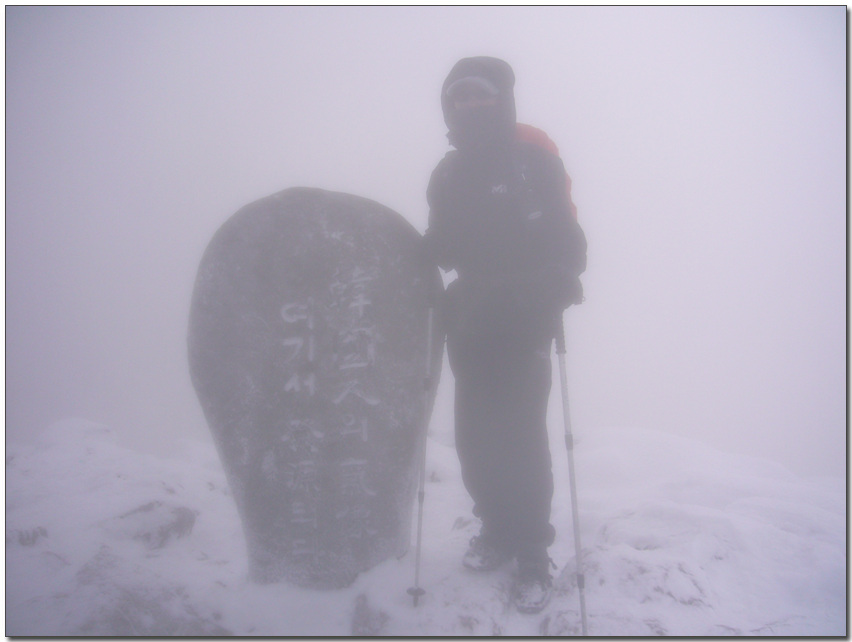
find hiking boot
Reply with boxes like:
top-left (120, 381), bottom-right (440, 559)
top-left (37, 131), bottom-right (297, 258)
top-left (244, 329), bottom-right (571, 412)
top-left (512, 551), bottom-right (554, 614)
top-left (462, 534), bottom-right (511, 572)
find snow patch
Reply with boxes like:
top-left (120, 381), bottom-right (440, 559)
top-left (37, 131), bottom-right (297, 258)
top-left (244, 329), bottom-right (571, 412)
top-left (5, 420), bottom-right (845, 636)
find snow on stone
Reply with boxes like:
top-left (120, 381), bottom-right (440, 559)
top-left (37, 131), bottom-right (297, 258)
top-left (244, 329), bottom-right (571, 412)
top-left (5, 419), bottom-right (845, 636)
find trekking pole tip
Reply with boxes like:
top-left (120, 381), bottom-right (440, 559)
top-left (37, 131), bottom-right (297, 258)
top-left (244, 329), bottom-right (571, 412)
top-left (407, 586), bottom-right (425, 606)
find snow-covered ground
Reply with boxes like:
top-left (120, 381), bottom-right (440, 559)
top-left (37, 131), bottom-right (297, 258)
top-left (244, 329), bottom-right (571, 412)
top-left (6, 417), bottom-right (845, 636)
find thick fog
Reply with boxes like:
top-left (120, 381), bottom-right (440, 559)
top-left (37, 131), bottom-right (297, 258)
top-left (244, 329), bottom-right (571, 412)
top-left (6, 6), bottom-right (846, 477)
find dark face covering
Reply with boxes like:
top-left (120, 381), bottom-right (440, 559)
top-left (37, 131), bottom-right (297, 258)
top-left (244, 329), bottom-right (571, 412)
top-left (442, 57), bottom-right (517, 157)
top-left (449, 104), bottom-right (508, 154)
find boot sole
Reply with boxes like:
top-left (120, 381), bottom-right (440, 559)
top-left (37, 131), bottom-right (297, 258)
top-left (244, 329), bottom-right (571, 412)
top-left (514, 597), bottom-right (551, 615)
top-left (512, 585), bottom-right (552, 614)
top-left (462, 556), bottom-right (511, 572)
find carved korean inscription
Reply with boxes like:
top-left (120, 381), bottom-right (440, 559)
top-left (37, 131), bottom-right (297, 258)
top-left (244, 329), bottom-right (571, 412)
top-left (188, 188), bottom-right (443, 589)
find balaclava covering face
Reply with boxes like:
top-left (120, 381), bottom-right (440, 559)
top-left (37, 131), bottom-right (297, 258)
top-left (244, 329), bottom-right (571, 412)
top-left (441, 57), bottom-right (517, 154)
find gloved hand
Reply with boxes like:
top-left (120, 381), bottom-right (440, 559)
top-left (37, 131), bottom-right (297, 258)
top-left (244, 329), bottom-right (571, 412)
top-left (514, 273), bottom-right (583, 320)
top-left (561, 276), bottom-right (584, 308)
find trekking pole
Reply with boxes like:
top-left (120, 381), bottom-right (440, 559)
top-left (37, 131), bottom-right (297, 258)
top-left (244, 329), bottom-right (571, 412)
top-left (555, 314), bottom-right (588, 635)
top-left (408, 303), bottom-right (435, 606)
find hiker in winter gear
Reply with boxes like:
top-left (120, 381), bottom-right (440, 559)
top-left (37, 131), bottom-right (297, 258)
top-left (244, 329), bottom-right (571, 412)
top-left (424, 56), bottom-right (587, 614)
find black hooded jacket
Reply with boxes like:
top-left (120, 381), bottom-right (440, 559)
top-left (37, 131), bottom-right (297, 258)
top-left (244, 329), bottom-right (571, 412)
top-left (425, 57), bottom-right (587, 320)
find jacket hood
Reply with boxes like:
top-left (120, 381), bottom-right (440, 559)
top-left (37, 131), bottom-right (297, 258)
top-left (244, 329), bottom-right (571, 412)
top-left (441, 57), bottom-right (516, 148)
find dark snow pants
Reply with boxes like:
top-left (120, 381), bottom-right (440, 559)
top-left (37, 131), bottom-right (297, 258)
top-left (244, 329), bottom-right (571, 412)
top-left (446, 290), bottom-right (557, 556)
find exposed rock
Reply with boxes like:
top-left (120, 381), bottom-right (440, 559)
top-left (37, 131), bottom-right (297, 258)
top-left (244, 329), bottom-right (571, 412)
top-left (104, 501), bottom-right (198, 549)
top-left (7, 526), bottom-right (49, 547)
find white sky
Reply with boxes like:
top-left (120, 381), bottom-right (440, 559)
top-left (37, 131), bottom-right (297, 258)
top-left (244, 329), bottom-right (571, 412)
top-left (6, 6), bottom-right (846, 476)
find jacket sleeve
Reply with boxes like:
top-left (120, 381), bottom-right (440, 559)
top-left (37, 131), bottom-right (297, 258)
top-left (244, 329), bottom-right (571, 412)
top-left (523, 150), bottom-right (587, 310)
top-left (424, 155), bottom-right (458, 272)
top-left (552, 158), bottom-right (587, 279)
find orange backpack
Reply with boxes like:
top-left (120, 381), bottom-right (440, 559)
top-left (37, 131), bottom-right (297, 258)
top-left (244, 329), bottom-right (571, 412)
top-left (515, 123), bottom-right (578, 220)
